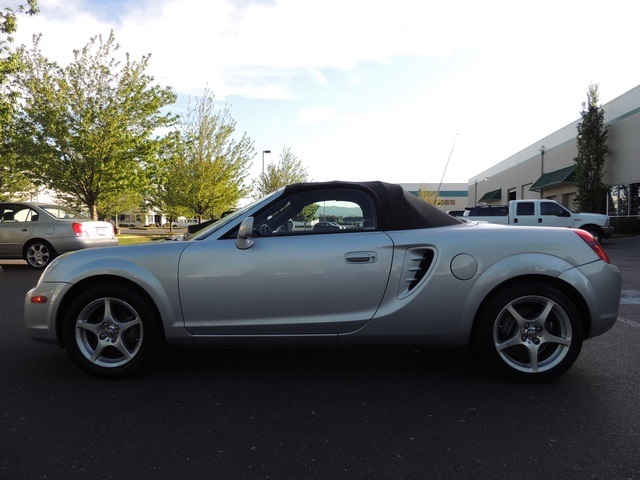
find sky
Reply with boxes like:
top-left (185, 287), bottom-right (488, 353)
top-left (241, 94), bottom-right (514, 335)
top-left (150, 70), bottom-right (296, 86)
top-left (10, 0), bottom-right (640, 185)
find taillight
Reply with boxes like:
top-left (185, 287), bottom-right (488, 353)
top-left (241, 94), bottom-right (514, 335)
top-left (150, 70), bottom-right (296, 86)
top-left (573, 229), bottom-right (610, 263)
top-left (72, 222), bottom-right (88, 237)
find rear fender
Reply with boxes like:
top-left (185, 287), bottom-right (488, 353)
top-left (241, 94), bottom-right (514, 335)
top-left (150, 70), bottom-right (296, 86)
top-left (462, 252), bottom-right (577, 337)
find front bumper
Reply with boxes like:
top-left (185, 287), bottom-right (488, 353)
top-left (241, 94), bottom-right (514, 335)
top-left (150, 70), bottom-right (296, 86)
top-left (24, 281), bottom-right (72, 344)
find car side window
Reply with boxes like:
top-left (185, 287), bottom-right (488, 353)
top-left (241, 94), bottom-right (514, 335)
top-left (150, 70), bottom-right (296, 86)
top-left (516, 202), bottom-right (535, 216)
top-left (252, 188), bottom-right (378, 237)
top-left (540, 202), bottom-right (566, 216)
top-left (1, 206), bottom-right (16, 222)
top-left (13, 207), bottom-right (38, 222)
top-left (1, 205), bottom-right (37, 222)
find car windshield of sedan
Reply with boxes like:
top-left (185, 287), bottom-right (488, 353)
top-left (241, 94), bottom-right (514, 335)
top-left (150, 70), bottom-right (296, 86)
top-left (40, 205), bottom-right (88, 220)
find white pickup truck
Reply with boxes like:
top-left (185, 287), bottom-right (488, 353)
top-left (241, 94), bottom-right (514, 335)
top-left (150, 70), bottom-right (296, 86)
top-left (462, 199), bottom-right (613, 242)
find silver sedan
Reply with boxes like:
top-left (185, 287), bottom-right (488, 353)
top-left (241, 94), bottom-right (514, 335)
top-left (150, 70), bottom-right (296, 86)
top-left (0, 202), bottom-right (118, 268)
top-left (24, 181), bottom-right (621, 382)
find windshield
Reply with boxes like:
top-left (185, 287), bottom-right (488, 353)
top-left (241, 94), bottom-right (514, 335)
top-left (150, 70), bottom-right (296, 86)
top-left (187, 189), bottom-right (282, 240)
top-left (40, 204), bottom-right (88, 219)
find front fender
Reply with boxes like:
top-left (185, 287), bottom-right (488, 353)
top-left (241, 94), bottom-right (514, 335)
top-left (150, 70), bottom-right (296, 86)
top-left (39, 252), bottom-right (184, 339)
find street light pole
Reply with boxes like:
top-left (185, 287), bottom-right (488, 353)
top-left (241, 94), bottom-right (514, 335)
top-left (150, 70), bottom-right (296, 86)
top-left (262, 150), bottom-right (271, 175)
top-left (539, 145), bottom-right (545, 199)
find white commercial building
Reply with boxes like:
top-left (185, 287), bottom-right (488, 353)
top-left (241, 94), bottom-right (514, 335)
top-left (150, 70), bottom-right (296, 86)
top-left (468, 84), bottom-right (640, 218)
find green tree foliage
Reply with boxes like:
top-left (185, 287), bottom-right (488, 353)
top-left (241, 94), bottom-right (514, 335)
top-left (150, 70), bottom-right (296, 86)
top-left (1, 1), bottom-right (38, 103)
top-left (147, 132), bottom-right (191, 231)
top-left (0, 1), bottom-right (38, 200)
top-left (169, 89), bottom-right (253, 221)
top-left (417, 186), bottom-right (439, 205)
top-left (574, 83), bottom-right (610, 213)
top-left (254, 146), bottom-right (309, 197)
top-left (9, 31), bottom-right (176, 219)
top-left (293, 203), bottom-right (320, 225)
top-left (0, 154), bottom-right (34, 200)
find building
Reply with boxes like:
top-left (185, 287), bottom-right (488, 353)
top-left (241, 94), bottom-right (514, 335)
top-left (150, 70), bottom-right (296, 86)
top-left (468, 84), bottom-right (640, 217)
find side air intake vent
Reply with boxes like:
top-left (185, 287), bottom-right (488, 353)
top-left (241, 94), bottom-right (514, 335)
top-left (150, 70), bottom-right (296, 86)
top-left (397, 247), bottom-right (436, 299)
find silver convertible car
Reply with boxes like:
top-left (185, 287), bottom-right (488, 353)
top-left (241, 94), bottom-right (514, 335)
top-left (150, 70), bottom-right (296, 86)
top-left (1, 202), bottom-right (118, 268)
top-left (24, 181), bottom-right (621, 382)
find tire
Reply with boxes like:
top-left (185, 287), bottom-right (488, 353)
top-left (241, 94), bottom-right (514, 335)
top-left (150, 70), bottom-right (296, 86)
top-left (476, 282), bottom-right (583, 383)
top-left (24, 240), bottom-right (57, 269)
top-left (581, 226), bottom-right (603, 243)
top-left (62, 283), bottom-right (161, 378)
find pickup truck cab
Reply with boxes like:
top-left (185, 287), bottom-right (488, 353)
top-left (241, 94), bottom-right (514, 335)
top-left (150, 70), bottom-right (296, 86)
top-left (463, 199), bottom-right (613, 242)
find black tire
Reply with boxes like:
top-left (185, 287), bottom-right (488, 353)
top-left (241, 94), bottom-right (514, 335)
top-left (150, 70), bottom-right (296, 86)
top-left (581, 226), bottom-right (603, 243)
top-left (476, 282), bottom-right (583, 383)
top-left (62, 283), bottom-right (161, 378)
top-left (24, 240), bottom-right (57, 269)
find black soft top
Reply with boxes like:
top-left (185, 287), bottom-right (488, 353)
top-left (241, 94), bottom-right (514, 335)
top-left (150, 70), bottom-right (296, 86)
top-left (282, 181), bottom-right (462, 231)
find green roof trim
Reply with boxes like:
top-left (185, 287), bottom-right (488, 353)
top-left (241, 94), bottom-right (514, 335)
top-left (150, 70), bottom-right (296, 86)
top-left (530, 165), bottom-right (576, 192)
top-left (478, 188), bottom-right (501, 202)
top-left (408, 190), bottom-right (468, 198)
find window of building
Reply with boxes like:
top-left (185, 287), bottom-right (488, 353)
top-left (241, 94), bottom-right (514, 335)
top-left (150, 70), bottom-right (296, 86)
top-left (609, 182), bottom-right (640, 217)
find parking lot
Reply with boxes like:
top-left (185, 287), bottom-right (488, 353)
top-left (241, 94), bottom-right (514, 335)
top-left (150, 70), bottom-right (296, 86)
top-left (1, 236), bottom-right (639, 479)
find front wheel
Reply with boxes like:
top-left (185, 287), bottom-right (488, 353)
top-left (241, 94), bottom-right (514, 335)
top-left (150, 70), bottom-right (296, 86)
top-left (62, 283), bottom-right (161, 378)
top-left (476, 283), bottom-right (583, 383)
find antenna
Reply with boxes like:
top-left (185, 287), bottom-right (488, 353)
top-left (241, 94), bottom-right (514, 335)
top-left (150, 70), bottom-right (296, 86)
top-left (436, 133), bottom-right (459, 203)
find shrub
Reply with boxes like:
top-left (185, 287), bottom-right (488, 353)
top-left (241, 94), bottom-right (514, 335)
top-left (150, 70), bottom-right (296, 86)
top-left (611, 217), bottom-right (640, 235)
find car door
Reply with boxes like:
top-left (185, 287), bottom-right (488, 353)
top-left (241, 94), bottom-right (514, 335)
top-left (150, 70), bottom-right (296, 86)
top-left (0, 204), bottom-right (35, 257)
top-left (178, 188), bottom-right (394, 336)
top-left (511, 201), bottom-right (538, 226)
top-left (538, 201), bottom-right (572, 227)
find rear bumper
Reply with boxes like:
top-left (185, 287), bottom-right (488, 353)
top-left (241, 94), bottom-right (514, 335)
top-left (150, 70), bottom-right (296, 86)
top-left (558, 260), bottom-right (621, 338)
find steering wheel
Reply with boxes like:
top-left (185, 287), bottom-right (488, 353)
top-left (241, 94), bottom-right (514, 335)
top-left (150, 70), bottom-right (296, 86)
top-left (259, 224), bottom-right (272, 236)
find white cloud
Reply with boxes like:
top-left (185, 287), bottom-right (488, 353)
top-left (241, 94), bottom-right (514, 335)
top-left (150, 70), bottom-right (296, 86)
top-left (11, 0), bottom-right (640, 184)
top-left (297, 106), bottom-right (338, 125)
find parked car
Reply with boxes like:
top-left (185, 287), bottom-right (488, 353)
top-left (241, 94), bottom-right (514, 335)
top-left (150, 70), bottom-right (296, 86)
top-left (463, 200), bottom-right (613, 242)
top-left (0, 202), bottom-right (118, 268)
top-left (447, 210), bottom-right (466, 217)
top-left (24, 181), bottom-right (620, 382)
top-left (313, 221), bottom-right (346, 232)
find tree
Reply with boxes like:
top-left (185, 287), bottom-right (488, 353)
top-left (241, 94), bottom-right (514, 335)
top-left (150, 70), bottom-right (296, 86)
top-left (170, 89), bottom-right (253, 221)
top-left (417, 186), bottom-right (439, 206)
top-left (573, 83), bottom-right (610, 213)
top-left (147, 132), bottom-right (191, 231)
top-left (0, 1), bottom-right (39, 111)
top-left (0, 1), bottom-right (38, 200)
top-left (254, 146), bottom-right (309, 197)
top-left (9, 31), bottom-right (177, 219)
top-left (293, 203), bottom-right (320, 225)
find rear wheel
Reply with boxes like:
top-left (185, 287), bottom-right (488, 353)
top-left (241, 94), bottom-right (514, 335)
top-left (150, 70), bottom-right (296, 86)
top-left (476, 283), bottom-right (583, 383)
top-left (581, 226), bottom-right (603, 243)
top-left (24, 240), bottom-right (56, 269)
top-left (62, 283), bottom-right (160, 378)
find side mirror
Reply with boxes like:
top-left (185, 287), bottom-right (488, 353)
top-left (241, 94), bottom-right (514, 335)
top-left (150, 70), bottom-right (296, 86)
top-left (236, 217), bottom-right (255, 250)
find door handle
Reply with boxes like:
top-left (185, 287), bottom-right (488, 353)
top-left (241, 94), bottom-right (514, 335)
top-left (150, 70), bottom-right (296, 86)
top-left (345, 251), bottom-right (377, 263)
